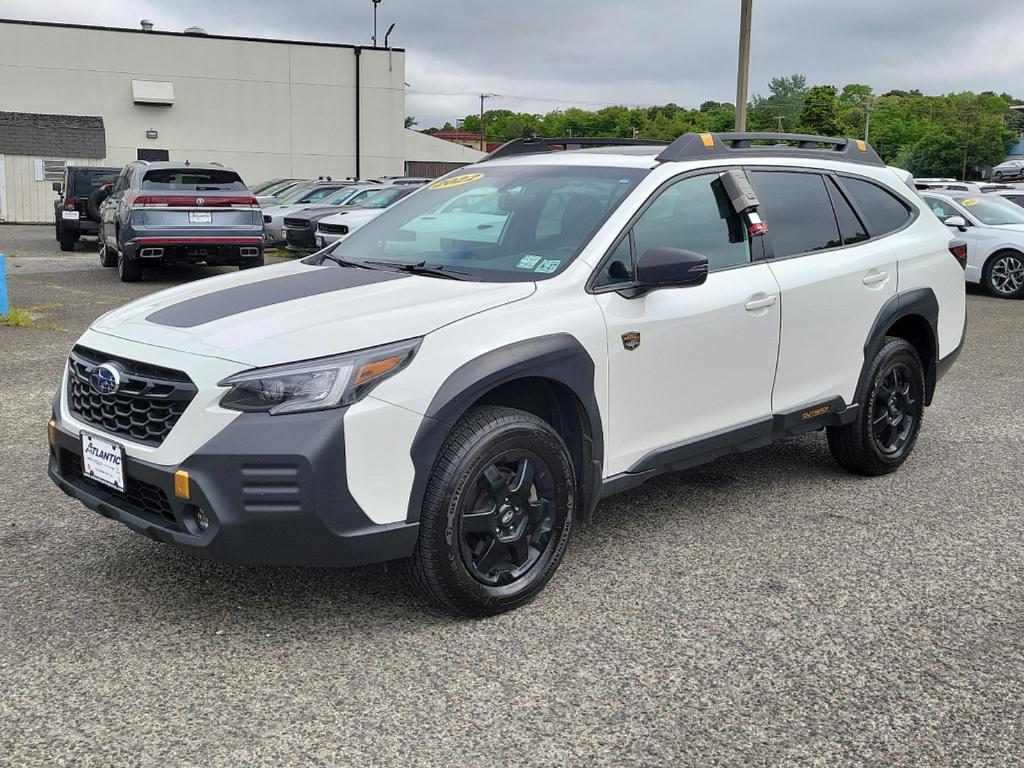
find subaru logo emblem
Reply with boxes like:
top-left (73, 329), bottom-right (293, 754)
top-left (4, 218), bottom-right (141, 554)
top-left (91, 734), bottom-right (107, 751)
top-left (89, 363), bottom-right (122, 395)
top-left (195, 197), bottom-right (205, 206)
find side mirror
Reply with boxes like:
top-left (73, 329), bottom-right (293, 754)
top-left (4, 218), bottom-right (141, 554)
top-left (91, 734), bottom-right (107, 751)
top-left (623, 247), bottom-right (708, 297)
top-left (52, 182), bottom-right (63, 193)
top-left (944, 215), bottom-right (969, 232)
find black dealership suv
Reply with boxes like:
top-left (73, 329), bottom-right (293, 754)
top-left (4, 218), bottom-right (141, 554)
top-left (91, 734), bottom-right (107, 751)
top-left (97, 162), bottom-right (265, 282)
top-left (53, 166), bottom-right (120, 251)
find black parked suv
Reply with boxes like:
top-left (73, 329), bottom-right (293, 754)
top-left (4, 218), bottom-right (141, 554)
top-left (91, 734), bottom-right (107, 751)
top-left (96, 161), bottom-right (265, 282)
top-left (53, 166), bottom-right (120, 251)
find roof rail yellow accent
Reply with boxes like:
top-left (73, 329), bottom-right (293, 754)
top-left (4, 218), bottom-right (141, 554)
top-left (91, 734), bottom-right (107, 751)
top-left (700, 133), bottom-right (715, 148)
top-left (855, 139), bottom-right (867, 152)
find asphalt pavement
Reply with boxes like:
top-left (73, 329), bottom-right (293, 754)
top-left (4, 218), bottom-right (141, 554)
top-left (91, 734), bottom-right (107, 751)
top-left (0, 224), bottom-right (1021, 767)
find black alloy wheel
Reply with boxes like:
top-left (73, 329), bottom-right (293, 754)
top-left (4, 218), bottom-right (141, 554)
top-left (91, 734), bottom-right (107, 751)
top-left (458, 451), bottom-right (557, 586)
top-left (407, 406), bottom-right (575, 616)
top-left (870, 361), bottom-right (919, 459)
top-left (827, 336), bottom-right (925, 476)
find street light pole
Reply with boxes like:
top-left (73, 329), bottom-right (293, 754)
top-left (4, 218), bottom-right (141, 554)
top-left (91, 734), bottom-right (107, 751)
top-left (480, 93), bottom-right (495, 152)
top-left (735, 0), bottom-right (753, 131)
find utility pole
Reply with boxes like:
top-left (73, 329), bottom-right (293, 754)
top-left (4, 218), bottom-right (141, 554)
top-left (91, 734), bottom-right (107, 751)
top-left (775, 116), bottom-right (784, 133)
top-left (371, 0), bottom-right (381, 46)
top-left (735, 0), bottom-right (753, 131)
top-left (479, 93), bottom-right (495, 152)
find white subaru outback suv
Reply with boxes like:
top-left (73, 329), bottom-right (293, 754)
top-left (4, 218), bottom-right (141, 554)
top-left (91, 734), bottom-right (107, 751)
top-left (48, 133), bottom-right (967, 616)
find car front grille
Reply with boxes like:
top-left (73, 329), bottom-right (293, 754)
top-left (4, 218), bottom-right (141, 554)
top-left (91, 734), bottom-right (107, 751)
top-left (318, 222), bottom-right (349, 235)
top-left (63, 450), bottom-right (179, 530)
top-left (283, 217), bottom-right (310, 228)
top-left (67, 345), bottom-right (197, 447)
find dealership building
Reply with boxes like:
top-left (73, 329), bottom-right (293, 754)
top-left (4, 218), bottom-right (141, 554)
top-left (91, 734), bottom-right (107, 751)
top-left (0, 18), bottom-right (482, 222)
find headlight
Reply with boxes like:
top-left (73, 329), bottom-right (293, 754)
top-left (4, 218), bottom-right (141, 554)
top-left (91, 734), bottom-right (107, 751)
top-left (218, 338), bottom-right (421, 415)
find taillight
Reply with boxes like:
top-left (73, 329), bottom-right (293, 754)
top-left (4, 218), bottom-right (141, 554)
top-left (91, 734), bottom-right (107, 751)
top-left (63, 197), bottom-right (76, 210)
top-left (131, 194), bottom-right (259, 208)
top-left (949, 241), bottom-right (968, 270)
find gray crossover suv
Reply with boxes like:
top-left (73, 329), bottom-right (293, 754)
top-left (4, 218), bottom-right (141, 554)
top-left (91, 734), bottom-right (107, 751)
top-left (97, 161), bottom-right (264, 282)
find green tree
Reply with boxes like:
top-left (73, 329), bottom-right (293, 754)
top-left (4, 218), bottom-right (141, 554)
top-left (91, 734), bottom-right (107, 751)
top-left (798, 85), bottom-right (841, 135)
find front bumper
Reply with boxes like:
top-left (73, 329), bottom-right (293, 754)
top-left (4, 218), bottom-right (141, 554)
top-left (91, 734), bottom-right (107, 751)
top-left (284, 225), bottom-right (317, 251)
top-left (48, 406), bottom-right (419, 568)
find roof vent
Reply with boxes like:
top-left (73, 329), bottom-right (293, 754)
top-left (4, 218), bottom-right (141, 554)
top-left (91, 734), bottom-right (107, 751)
top-left (140, 19), bottom-right (154, 32)
top-left (183, 26), bottom-right (208, 35)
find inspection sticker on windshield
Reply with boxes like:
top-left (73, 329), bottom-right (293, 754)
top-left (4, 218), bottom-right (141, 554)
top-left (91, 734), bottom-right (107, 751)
top-left (534, 259), bottom-right (561, 274)
top-left (428, 172), bottom-right (484, 190)
top-left (961, 198), bottom-right (979, 207)
top-left (516, 255), bottom-right (542, 269)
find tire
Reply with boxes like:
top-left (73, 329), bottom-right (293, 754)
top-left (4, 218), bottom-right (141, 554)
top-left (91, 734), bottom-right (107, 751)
top-left (59, 226), bottom-right (76, 252)
top-left (238, 255), bottom-right (265, 270)
top-left (827, 337), bottom-right (925, 476)
top-left (994, 171), bottom-right (1004, 182)
top-left (98, 238), bottom-right (117, 268)
top-left (982, 251), bottom-right (1024, 299)
top-left (117, 247), bottom-right (143, 282)
top-left (55, 217), bottom-right (61, 241)
top-left (86, 188), bottom-right (109, 222)
top-left (406, 406), bottom-right (576, 617)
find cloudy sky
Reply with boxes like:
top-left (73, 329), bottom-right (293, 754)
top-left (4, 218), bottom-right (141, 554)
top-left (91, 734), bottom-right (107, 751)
top-left (5, 0), bottom-right (1024, 126)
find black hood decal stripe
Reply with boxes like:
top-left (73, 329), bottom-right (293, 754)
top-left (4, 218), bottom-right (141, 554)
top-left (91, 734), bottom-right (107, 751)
top-left (146, 267), bottom-right (406, 328)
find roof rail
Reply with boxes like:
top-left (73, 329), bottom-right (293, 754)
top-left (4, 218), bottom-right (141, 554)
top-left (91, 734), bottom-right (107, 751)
top-left (480, 137), bottom-right (669, 162)
top-left (655, 132), bottom-right (884, 166)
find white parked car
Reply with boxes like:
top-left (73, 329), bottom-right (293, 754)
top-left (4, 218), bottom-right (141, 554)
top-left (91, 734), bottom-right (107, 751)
top-left (314, 186), bottom-right (417, 247)
top-left (261, 183), bottom-right (357, 245)
top-left (48, 132), bottom-right (966, 616)
top-left (921, 190), bottom-right (1024, 298)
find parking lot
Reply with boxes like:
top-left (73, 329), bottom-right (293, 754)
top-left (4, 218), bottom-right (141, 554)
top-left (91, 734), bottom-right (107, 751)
top-left (1, 223), bottom-right (1021, 766)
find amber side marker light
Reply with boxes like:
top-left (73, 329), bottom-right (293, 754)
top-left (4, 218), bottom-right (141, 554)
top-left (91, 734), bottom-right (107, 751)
top-left (174, 470), bottom-right (190, 500)
top-left (355, 356), bottom-right (403, 386)
top-left (47, 419), bottom-right (57, 447)
top-left (700, 132), bottom-right (715, 148)
top-left (855, 139), bottom-right (868, 152)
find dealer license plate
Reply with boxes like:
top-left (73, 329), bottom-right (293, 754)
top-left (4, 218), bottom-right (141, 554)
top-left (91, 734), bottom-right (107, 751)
top-left (189, 211), bottom-right (213, 224)
top-left (80, 431), bottom-right (125, 492)
top-left (316, 236), bottom-right (325, 247)
top-left (61, 210), bottom-right (80, 220)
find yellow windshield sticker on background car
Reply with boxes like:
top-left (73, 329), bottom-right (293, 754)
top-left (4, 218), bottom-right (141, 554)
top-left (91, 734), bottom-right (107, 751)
top-left (961, 198), bottom-right (979, 207)
top-left (428, 172), bottom-right (484, 190)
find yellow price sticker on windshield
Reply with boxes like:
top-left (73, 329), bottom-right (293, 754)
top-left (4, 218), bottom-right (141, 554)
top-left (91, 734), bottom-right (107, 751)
top-left (961, 198), bottom-right (979, 207)
top-left (428, 172), bottom-right (484, 190)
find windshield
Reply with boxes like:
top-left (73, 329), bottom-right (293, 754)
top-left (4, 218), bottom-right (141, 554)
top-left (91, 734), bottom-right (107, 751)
top-left (354, 188), bottom-right (413, 208)
top-left (292, 186), bottom-right (345, 204)
top-left (142, 169), bottom-right (246, 191)
top-left (320, 165), bottom-right (646, 281)
top-left (277, 183), bottom-right (320, 204)
top-left (957, 195), bottom-right (1024, 225)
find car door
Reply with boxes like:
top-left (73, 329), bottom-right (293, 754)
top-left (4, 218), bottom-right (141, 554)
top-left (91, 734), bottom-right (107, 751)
top-left (593, 171), bottom-right (782, 477)
top-left (922, 194), bottom-right (984, 281)
top-left (750, 169), bottom-right (900, 413)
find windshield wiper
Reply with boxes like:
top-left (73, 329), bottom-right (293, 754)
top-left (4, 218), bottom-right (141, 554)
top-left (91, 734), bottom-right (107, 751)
top-left (318, 251), bottom-right (377, 269)
top-left (362, 260), bottom-right (473, 280)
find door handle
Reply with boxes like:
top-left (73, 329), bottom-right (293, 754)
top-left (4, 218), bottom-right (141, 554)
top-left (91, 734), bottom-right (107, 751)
top-left (744, 295), bottom-right (777, 311)
top-left (862, 271), bottom-right (889, 286)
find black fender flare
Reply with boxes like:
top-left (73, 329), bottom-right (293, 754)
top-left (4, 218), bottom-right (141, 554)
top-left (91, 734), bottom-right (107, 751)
top-left (863, 287), bottom-right (939, 405)
top-left (406, 334), bottom-right (604, 523)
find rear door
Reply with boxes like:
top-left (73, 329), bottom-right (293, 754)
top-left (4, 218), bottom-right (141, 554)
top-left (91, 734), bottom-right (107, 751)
top-left (751, 169), bottom-right (902, 412)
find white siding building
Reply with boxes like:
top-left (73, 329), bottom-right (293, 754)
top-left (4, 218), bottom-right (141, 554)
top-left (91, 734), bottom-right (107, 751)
top-left (0, 18), bottom-right (440, 222)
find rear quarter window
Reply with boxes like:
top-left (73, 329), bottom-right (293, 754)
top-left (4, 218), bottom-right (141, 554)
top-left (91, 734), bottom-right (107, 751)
top-left (839, 176), bottom-right (912, 237)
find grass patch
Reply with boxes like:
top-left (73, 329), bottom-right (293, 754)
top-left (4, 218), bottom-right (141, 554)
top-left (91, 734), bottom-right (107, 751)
top-left (0, 307), bottom-right (34, 327)
top-left (0, 305), bottom-right (65, 331)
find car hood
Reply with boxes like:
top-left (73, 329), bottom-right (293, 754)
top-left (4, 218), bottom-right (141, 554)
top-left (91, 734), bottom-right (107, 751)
top-left (90, 260), bottom-right (535, 367)
top-left (318, 208), bottom-right (383, 227)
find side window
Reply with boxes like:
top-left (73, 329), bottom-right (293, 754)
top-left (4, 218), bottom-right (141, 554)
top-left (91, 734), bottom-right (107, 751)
top-left (825, 177), bottom-right (869, 245)
top-left (749, 171), bottom-right (841, 257)
top-left (630, 173), bottom-right (750, 272)
top-left (840, 176), bottom-right (912, 236)
top-left (924, 197), bottom-right (958, 222)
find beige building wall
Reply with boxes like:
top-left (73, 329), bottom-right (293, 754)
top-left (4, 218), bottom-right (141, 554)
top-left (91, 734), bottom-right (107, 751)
top-left (0, 155), bottom-right (103, 224)
top-left (0, 20), bottom-right (407, 221)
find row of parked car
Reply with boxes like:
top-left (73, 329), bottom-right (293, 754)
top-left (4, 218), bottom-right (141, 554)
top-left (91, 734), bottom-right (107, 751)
top-left (52, 163), bottom-right (433, 281)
